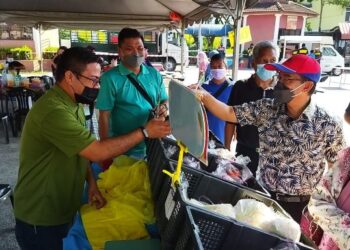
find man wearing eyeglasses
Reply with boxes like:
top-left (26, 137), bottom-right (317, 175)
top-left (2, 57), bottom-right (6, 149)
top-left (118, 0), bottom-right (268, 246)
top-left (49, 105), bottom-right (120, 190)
top-left (97, 28), bottom-right (168, 161)
top-left (14, 47), bottom-right (171, 250)
top-left (193, 54), bottom-right (344, 222)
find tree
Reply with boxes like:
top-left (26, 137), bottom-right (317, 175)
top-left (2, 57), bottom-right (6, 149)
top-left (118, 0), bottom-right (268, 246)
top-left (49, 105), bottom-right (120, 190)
top-left (317, 0), bottom-right (350, 32)
top-left (293, 0), bottom-right (350, 31)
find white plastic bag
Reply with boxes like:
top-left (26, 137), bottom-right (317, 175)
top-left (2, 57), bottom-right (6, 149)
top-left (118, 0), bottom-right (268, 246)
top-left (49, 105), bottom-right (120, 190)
top-left (232, 199), bottom-right (274, 231)
top-left (232, 199), bottom-right (301, 242)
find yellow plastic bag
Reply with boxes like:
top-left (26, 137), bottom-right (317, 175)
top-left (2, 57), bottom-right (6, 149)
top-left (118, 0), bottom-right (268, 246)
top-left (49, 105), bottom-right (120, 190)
top-left (81, 156), bottom-right (155, 250)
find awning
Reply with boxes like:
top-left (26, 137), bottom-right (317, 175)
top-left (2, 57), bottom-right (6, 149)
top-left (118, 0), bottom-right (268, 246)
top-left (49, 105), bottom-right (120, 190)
top-left (185, 24), bottom-right (232, 36)
top-left (339, 22), bottom-right (350, 40)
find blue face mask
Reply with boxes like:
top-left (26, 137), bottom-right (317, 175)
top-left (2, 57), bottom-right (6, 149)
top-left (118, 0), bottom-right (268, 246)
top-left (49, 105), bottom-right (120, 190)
top-left (256, 64), bottom-right (276, 81)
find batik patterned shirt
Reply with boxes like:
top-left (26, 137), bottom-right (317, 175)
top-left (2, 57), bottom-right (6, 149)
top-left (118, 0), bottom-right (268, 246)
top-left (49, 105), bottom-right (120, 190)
top-left (308, 147), bottom-right (350, 250)
top-left (234, 98), bottom-right (344, 195)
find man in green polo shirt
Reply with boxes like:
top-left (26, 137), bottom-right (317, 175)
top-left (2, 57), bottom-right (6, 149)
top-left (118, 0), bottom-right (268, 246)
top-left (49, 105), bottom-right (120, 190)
top-left (14, 47), bottom-right (171, 250)
top-left (97, 28), bottom-right (168, 159)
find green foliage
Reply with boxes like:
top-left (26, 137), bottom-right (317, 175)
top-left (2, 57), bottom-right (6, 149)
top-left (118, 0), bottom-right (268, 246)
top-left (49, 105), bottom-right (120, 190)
top-left (59, 29), bottom-right (71, 40)
top-left (42, 46), bottom-right (59, 59)
top-left (306, 21), bottom-right (312, 32)
top-left (0, 46), bottom-right (33, 60)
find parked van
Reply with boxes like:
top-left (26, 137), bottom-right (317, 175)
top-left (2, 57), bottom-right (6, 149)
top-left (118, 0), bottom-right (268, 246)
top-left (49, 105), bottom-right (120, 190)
top-left (279, 36), bottom-right (344, 75)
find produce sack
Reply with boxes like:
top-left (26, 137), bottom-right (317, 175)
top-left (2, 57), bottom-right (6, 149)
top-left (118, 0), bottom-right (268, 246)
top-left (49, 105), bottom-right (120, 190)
top-left (81, 156), bottom-right (155, 250)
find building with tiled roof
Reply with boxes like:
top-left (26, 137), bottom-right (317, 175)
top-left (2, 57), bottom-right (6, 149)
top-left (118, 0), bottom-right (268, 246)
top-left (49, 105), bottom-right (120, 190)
top-left (242, 0), bottom-right (318, 47)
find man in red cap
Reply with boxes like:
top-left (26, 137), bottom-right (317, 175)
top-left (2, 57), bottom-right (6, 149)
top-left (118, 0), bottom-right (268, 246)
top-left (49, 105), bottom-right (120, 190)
top-left (193, 54), bottom-right (344, 221)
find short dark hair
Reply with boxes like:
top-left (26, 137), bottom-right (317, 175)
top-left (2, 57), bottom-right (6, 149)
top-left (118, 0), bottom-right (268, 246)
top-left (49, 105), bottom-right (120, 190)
top-left (210, 54), bottom-right (224, 63)
top-left (118, 28), bottom-right (142, 47)
top-left (86, 45), bottom-right (95, 52)
top-left (55, 47), bottom-right (99, 82)
top-left (58, 46), bottom-right (67, 51)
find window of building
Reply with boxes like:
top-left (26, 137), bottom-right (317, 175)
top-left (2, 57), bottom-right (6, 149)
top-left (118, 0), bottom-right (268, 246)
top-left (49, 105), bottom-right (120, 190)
top-left (346, 7), bottom-right (350, 21)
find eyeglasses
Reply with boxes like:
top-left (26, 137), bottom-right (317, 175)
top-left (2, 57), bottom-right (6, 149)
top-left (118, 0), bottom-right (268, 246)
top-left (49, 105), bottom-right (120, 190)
top-left (276, 75), bottom-right (305, 84)
top-left (74, 72), bottom-right (100, 88)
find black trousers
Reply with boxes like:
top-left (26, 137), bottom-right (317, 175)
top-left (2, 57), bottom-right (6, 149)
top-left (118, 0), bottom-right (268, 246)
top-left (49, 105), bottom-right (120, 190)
top-left (236, 143), bottom-right (259, 176)
top-left (15, 218), bottom-right (72, 250)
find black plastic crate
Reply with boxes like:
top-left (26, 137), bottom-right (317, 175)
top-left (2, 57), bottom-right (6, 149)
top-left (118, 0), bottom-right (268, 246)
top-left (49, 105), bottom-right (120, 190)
top-left (154, 161), bottom-right (299, 250)
top-left (181, 206), bottom-right (315, 250)
top-left (146, 137), bottom-right (270, 199)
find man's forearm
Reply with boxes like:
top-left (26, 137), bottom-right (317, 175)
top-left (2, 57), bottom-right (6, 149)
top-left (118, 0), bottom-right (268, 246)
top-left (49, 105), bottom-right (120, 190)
top-left (85, 164), bottom-right (96, 187)
top-left (81, 128), bottom-right (144, 162)
top-left (225, 123), bottom-right (236, 149)
top-left (202, 93), bottom-right (237, 123)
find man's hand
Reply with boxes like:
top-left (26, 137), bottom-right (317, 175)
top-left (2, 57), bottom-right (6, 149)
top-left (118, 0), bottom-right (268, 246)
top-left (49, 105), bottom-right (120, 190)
top-left (145, 118), bottom-right (171, 138)
top-left (187, 84), bottom-right (209, 102)
top-left (88, 183), bottom-right (107, 209)
top-left (154, 103), bottom-right (168, 118)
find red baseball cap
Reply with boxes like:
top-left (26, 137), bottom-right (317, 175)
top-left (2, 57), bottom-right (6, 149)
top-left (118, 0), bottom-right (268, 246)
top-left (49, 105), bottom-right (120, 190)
top-left (265, 54), bottom-right (321, 83)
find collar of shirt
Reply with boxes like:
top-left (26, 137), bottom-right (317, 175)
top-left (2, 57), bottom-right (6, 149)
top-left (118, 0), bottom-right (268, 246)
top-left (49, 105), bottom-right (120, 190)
top-left (52, 85), bottom-right (79, 109)
top-left (278, 98), bottom-right (317, 120)
top-left (207, 79), bottom-right (228, 86)
top-left (118, 62), bottom-right (150, 76)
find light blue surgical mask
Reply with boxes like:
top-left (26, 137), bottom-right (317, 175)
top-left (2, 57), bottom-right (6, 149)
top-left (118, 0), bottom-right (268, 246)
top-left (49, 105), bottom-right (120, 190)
top-left (256, 64), bottom-right (276, 81)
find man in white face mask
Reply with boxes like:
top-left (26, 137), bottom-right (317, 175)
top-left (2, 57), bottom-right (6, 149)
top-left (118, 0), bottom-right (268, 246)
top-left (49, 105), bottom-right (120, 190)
top-left (225, 41), bottom-right (277, 175)
top-left (201, 54), bottom-right (233, 143)
top-left (96, 28), bottom-right (169, 161)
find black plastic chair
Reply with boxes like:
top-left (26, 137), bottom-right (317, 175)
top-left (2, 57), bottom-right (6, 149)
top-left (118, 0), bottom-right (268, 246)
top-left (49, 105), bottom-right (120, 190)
top-left (0, 91), bottom-right (14, 141)
top-left (0, 184), bottom-right (14, 208)
top-left (6, 87), bottom-right (37, 133)
top-left (41, 75), bottom-right (55, 90)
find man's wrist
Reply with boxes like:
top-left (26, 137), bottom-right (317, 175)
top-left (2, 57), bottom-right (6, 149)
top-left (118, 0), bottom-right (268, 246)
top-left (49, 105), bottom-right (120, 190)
top-left (140, 126), bottom-right (149, 138)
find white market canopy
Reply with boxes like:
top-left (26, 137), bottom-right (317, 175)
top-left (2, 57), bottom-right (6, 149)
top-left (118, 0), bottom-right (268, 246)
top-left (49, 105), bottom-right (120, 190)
top-left (0, 0), bottom-right (258, 30)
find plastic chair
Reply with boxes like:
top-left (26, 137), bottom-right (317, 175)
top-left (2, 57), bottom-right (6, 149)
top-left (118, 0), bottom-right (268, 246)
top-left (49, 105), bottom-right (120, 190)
top-left (0, 184), bottom-right (14, 208)
top-left (41, 75), bottom-right (55, 90)
top-left (0, 91), bottom-right (14, 141)
top-left (6, 87), bottom-right (37, 132)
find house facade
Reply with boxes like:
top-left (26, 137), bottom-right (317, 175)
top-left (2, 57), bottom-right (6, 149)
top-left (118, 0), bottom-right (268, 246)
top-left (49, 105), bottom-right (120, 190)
top-left (242, 0), bottom-right (318, 47)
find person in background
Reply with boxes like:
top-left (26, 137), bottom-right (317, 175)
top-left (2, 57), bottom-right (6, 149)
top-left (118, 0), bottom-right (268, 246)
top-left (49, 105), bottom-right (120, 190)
top-left (218, 43), bottom-right (226, 58)
top-left (193, 54), bottom-right (344, 221)
top-left (225, 41), bottom-right (277, 175)
top-left (308, 104), bottom-right (350, 250)
top-left (202, 54), bottom-right (233, 143)
top-left (315, 48), bottom-right (322, 63)
top-left (292, 44), bottom-right (299, 55)
top-left (51, 46), bottom-right (67, 77)
top-left (197, 51), bottom-right (209, 82)
top-left (247, 43), bottom-right (254, 69)
top-left (298, 43), bottom-right (309, 55)
top-left (309, 50), bottom-right (316, 59)
top-left (14, 47), bottom-right (171, 250)
top-left (143, 47), bottom-right (154, 68)
top-left (204, 50), bottom-right (219, 81)
top-left (96, 27), bottom-right (169, 159)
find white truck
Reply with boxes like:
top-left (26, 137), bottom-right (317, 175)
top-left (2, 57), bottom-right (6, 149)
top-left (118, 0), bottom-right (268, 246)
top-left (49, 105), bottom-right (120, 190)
top-left (279, 35), bottom-right (344, 76)
top-left (61, 29), bottom-right (188, 71)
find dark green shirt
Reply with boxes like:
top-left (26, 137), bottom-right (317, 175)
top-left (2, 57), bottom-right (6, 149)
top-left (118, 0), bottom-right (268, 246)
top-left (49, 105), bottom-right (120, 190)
top-left (14, 85), bottom-right (95, 225)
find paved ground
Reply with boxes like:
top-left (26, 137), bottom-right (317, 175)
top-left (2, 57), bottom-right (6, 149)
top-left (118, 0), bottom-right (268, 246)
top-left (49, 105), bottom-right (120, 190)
top-left (0, 67), bottom-right (349, 249)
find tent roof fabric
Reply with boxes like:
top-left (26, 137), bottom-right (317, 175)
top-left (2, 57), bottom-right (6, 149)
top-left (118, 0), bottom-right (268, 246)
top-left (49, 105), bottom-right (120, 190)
top-left (339, 22), bottom-right (350, 40)
top-left (0, 0), bottom-right (214, 30)
top-left (243, 0), bottom-right (318, 17)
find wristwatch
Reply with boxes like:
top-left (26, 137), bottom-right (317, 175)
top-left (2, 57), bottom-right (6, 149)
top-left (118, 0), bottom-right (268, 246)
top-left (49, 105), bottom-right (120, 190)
top-left (140, 126), bottom-right (149, 138)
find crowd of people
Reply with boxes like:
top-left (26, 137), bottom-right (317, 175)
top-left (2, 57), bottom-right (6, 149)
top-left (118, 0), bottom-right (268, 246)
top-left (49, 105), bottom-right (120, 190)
top-left (11, 26), bottom-right (350, 250)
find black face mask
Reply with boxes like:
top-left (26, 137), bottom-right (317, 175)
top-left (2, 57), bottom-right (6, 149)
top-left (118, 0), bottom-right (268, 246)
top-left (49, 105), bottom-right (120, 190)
top-left (273, 81), bottom-right (304, 105)
top-left (74, 87), bottom-right (99, 104)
